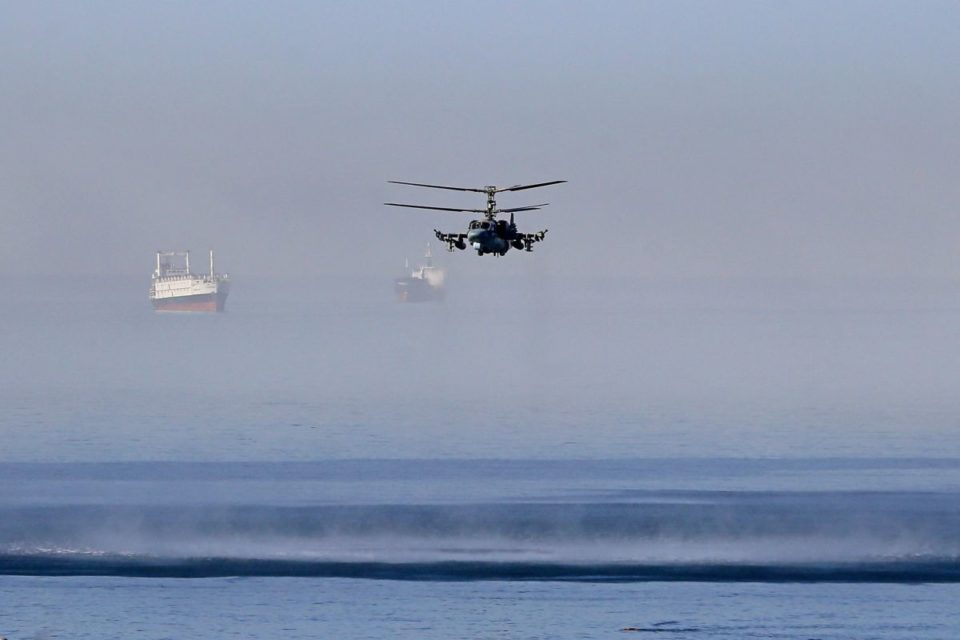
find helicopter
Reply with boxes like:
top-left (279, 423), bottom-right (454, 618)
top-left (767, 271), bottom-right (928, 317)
top-left (385, 180), bottom-right (566, 255)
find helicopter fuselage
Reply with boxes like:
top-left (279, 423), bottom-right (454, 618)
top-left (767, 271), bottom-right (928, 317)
top-left (467, 219), bottom-right (514, 255)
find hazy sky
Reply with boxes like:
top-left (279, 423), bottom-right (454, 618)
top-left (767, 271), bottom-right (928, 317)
top-left (2, 1), bottom-right (959, 278)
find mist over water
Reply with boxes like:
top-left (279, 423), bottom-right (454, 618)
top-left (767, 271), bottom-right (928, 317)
top-left (4, 272), bottom-right (959, 582)
top-left (2, 274), bottom-right (959, 461)
top-left (2, 459), bottom-right (960, 581)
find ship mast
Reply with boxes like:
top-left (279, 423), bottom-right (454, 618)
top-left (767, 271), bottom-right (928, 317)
top-left (209, 249), bottom-right (215, 277)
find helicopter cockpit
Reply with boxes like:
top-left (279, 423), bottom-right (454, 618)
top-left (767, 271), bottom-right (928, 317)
top-left (469, 220), bottom-right (494, 230)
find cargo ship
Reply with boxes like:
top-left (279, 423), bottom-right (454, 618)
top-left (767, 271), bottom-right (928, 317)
top-left (150, 250), bottom-right (230, 312)
top-left (395, 244), bottom-right (444, 302)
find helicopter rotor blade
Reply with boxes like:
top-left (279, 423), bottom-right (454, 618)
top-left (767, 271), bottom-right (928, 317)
top-left (498, 203), bottom-right (549, 213)
top-left (384, 203), bottom-right (486, 213)
top-left (388, 180), bottom-right (487, 193)
top-left (497, 180), bottom-right (566, 193)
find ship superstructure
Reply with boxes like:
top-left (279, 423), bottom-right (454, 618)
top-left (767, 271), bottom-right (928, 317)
top-left (395, 244), bottom-right (445, 302)
top-left (150, 250), bottom-right (230, 312)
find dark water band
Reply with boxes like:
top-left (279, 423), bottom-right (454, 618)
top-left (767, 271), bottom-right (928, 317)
top-left (3, 555), bottom-right (960, 582)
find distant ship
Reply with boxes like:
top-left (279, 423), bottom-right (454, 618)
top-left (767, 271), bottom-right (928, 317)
top-left (395, 244), bottom-right (445, 302)
top-left (150, 250), bottom-right (230, 312)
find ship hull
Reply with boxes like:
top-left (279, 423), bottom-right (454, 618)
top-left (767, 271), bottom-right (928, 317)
top-left (151, 289), bottom-right (229, 312)
top-left (395, 277), bottom-right (443, 303)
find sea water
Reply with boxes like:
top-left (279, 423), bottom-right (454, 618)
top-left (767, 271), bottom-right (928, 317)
top-left (1, 275), bottom-right (959, 638)
top-left (1, 459), bottom-right (960, 639)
